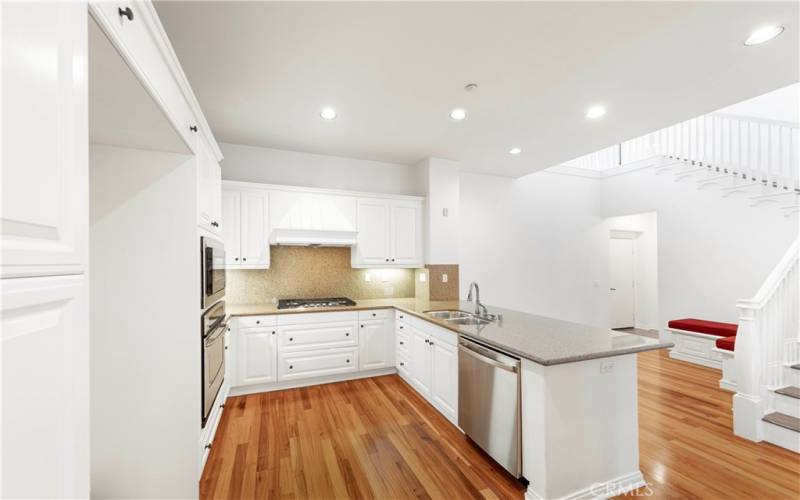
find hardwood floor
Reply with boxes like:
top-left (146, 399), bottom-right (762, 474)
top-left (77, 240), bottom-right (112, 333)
top-left (202, 350), bottom-right (800, 499)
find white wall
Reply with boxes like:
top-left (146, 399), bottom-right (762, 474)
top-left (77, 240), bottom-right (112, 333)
top-left (606, 212), bottom-right (659, 330)
top-left (90, 144), bottom-right (201, 498)
top-left (717, 82), bottom-right (800, 124)
top-left (598, 168), bottom-right (798, 325)
top-left (417, 157), bottom-right (460, 264)
top-left (220, 142), bottom-right (424, 196)
top-left (459, 171), bottom-right (610, 327)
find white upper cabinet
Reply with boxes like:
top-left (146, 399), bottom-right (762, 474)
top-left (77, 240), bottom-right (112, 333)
top-left (197, 136), bottom-right (222, 234)
top-left (221, 185), bottom-right (270, 269)
top-left (353, 199), bottom-right (391, 265)
top-left (352, 198), bottom-right (424, 268)
top-left (220, 191), bottom-right (241, 266)
top-left (1, 1), bottom-right (88, 278)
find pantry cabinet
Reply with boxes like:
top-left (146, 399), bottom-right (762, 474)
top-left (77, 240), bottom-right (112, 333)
top-left (220, 187), bottom-right (270, 269)
top-left (352, 198), bottom-right (424, 268)
top-left (197, 137), bottom-right (222, 234)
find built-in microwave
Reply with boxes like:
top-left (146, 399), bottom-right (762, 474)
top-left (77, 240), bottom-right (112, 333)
top-left (201, 236), bottom-right (225, 309)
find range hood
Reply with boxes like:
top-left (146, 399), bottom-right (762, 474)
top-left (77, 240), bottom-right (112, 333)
top-left (270, 228), bottom-right (358, 247)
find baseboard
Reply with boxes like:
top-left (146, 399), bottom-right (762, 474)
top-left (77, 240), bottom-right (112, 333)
top-left (524, 470), bottom-right (646, 500)
top-left (669, 350), bottom-right (722, 370)
top-left (719, 378), bottom-right (737, 392)
top-left (228, 367), bottom-right (397, 397)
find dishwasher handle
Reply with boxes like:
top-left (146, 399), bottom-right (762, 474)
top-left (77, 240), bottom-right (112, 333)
top-left (459, 341), bottom-right (518, 373)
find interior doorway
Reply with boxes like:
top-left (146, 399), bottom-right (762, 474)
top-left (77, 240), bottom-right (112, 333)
top-left (609, 236), bottom-right (636, 328)
top-left (605, 212), bottom-right (659, 333)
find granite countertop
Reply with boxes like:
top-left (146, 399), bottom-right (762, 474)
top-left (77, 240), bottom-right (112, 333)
top-left (227, 299), bottom-right (672, 366)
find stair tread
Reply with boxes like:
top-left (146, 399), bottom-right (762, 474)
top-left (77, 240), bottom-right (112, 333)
top-left (763, 412), bottom-right (800, 432)
top-left (775, 386), bottom-right (800, 399)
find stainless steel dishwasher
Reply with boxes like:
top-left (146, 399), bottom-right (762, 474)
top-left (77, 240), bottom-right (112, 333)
top-left (458, 336), bottom-right (522, 477)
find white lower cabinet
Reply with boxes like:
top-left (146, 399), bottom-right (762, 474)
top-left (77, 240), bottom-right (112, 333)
top-left (237, 321), bottom-right (277, 386)
top-left (396, 315), bottom-right (459, 425)
top-left (359, 310), bottom-right (395, 370)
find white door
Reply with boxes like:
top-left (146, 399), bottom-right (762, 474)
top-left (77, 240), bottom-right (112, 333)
top-left (390, 202), bottom-right (422, 266)
top-left (240, 190), bottom-right (270, 268)
top-left (238, 328), bottom-right (276, 385)
top-left (2, 1), bottom-right (88, 278)
top-left (355, 199), bottom-right (390, 265)
top-left (220, 190), bottom-right (240, 266)
top-left (410, 328), bottom-right (432, 396)
top-left (359, 320), bottom-right (389, 370)
top-left (430, 339), bottom-right (458, 423)
top-left (609, 238), bottom-right (635, 329)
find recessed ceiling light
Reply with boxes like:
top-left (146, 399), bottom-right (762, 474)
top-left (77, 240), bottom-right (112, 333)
top-left (450, 108), bottom-right (467, 121)
top-left (586, 106), bottom-right (607, 120)
top-left (745, 25), bottom-right (784, 46)
top-left (508, 147), bottom-right (522, 155)
top-left (320, 107), bottom-right (337, 120)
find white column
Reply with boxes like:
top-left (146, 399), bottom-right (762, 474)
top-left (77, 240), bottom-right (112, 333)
top-left (732, 304), bottom-right (763, 442)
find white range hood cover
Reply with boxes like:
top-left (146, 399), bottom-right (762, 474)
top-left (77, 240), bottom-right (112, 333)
top-left (270, 228), bottom-right (358, 247)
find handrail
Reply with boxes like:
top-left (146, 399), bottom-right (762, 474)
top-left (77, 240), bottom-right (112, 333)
top-left (737, 237), bottom-right (800, 309)
top-left (711, 112), bottom-right (800, 130)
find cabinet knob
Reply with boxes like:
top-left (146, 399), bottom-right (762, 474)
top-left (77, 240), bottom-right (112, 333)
top-left (346, 332), bottom-right (350, 336)
top-left (385, 258), bottom-right (389, 262)
top-left (190, 125), bottom-right (198, 132)
top-left (243, 257), bottom-right (247, 261)
top-left (204, 443), bottom-right (212, 450)
top-left (219, 403), bottom-right (225, 409)
top-left (289, 365), bottom-right (293, 370)
top-left (372, 313), bottom-right (376, 317)
top-left (399, 325), bottom-right (403, 329)
top-left (235, 257), bottom-right (239, 261)
top-left (360, 325), bottom-right (364, 328)
top-left (118, 6), bottom-right (134, 21)
top-left (256, 320), bottom-right (260, 324)
top-left (399, 341), bottom-right (404, 345)
top-left (289, 337), bottom-right (293, 342)
top-left (272, 331), bottom-right (276, 335)
top-left (424, 339), bottom-right (429, 344)
top-left (391, 258), bottom-right (395, 262)
top-left (429, 341), bottom-right (435, 346)
top-left (400, 362), bottom-right (405, 366)
top-left (211, 221), bottom-right (219, 228)
top-left (346, 359), bottom-right (350, 363)
top-left (400, 315), bottom-right (404, 319)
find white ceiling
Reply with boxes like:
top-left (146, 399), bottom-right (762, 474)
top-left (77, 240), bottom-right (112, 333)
top-left (155, 1), bottom-right (799, 177)
top-left (89, 17), bottom-right (188, 154)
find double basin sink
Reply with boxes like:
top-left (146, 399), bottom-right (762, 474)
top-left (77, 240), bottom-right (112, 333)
top-left (424, 310), bottom-right (493, 326)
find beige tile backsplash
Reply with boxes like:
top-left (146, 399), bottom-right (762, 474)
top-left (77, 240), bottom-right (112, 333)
top-left (225, 246), bottom-right (416, 304)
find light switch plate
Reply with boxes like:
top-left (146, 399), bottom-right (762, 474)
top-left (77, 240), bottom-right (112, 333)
top-left (419, 272), bottom-right (427, 283)
top-left (442, 273), bottom-right (448, 283)
top-left (442, 207), bottom-right (449, 217)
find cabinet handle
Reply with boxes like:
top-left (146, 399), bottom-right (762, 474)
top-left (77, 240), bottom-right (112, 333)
top-left (399, 341), bottom-right (404, 345)
top-left (204, 443), bottom-right (212, 450)
top-left (424, 339), bottom-right (429, 344)
top-left (219, 403), bottom-right (225, 409)
top-left (242, 257), bottom-right (247, 261)
top-left (400, 362), bottom-right (405, 366)
top-left (211, 221), bottom-right (219, 228)
top-left (235, 257), bottom-right (239, 261)
top-left (429, 341), bottom-right (435, 346)
top-left (190, 125), bottom-right (198, 132)
top-left (399, 325), bottom-right (403, 329)
top-left (118, 6), bottom-right (134, 21)
top-left (399, 315), bottom-right (404, 319)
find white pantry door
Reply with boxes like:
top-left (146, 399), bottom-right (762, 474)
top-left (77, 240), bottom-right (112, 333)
top-left (609, 238), bottom-right (635, 329)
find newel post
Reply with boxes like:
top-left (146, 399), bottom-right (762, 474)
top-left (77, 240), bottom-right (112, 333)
top-left (732, 302), bottom-right (763, 442)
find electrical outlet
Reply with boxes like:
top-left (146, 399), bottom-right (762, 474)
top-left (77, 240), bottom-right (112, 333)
top-left (442, 207), bottom-right (449, 217)
top-left (600, 361), bottom-right (614, 374)
top-left (442, 273), bottom-right (448, 283)
top-left (419, 272), bottom-right (427, 283)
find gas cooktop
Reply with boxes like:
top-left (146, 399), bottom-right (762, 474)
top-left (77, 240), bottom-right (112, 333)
top-left (277, 297), bottom-right (357, 310)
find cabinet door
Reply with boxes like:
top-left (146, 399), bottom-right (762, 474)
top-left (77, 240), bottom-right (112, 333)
top-left (430, 339), bottom-right (458, 424)
top-left (220, 190), bottom-right (241, 266)
top-left (359, 319), bottom-right (390, 370)
top-left (2, 275), bottom-right (89, 498)
top-left (240, 190), bottom-right (270, 268)
top-left (197, 139), bottom-right (221, 234)
top-left (2, 1), bottom-right (88, 278)
top-left (390, 201), bottom-right (423, 266)
top-left (409, 328), bottom-right (432, 396)
top-left (354, 199), bottom-right (390, 266)
top-left (238, 328), bottom-right (276, 385)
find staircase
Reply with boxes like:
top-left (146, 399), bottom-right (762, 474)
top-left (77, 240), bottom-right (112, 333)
top-left (563, 113), bottom-right (800, 215)
top-left (733, 238), bottom-right (800, 452)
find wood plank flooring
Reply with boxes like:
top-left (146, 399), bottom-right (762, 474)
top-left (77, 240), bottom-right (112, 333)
top-left (202, 350), bottom-right (800, 499)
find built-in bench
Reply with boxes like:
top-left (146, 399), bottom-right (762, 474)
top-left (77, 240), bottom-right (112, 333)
top-left (660, 318), bottom-right (738, 372)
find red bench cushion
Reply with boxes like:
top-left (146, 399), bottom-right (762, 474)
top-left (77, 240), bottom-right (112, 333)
top-left (716, 335), bottom-right (736, 351)
top-left (667, 318), bottom-right (738, 337)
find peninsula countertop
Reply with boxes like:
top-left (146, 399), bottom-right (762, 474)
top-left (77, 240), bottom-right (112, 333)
top-left (227, 298), bottom-right (672, 366)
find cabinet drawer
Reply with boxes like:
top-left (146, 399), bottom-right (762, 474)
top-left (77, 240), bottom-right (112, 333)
top-left (237, 315), bottom-right (277, 329)
top-left (396, 330), bottom-right (410, 355)
top-left (278, 347), bottom-right (358, 381)
top-left (277, 311), bottom-right (358, 325)
top-left (396, 352), bottom-right (410, 378)
top-left (416, 319), bottom-right (458, 347)
top-left (278, 322), bottom-right (357, 351)
top-left (395, 310), bottom-right (411, 323)
top-left (396, 321), bottom-right (411, 335)
top-left (359, 309), bottom-right (391, 321)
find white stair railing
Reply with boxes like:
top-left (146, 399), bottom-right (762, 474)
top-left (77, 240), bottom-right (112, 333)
top-left (733, 237), bottom-right (800, 442)
top-left (563, 113), bottom-right (800, 192)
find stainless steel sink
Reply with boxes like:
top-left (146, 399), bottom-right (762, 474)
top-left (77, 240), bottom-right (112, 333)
top-left (425, 310), bottom-right (471, 320)
top-left (446, 316), bottom-right (491, 326)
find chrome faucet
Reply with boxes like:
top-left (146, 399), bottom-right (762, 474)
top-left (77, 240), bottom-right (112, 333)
top-left (467, 282), bottom-right (488, 317)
